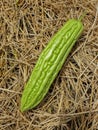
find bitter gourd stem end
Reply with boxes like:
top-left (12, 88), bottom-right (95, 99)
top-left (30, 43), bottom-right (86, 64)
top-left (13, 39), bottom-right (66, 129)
top-left (79, 11), bottom-right (87, 21)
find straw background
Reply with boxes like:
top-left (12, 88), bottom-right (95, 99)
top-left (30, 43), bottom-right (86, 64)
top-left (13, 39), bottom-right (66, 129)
top-left (0, 0), bottom-right (98, 130)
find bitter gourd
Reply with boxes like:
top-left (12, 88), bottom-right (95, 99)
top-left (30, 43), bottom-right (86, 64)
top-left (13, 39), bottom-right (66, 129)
top-left (20, 19), bottom-right (83, 112)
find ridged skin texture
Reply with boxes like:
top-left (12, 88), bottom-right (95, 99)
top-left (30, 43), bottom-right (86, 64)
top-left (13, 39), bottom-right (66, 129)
top-left (20, 19), bottom-right (83, 112)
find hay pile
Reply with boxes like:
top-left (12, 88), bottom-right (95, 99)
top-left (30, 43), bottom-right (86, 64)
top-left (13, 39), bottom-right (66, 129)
top-left (0, 0), bottom-right (98, 129)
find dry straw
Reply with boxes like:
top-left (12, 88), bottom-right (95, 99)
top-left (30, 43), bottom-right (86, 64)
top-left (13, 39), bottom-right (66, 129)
top-left (0, 0), bottom-right (98, 130)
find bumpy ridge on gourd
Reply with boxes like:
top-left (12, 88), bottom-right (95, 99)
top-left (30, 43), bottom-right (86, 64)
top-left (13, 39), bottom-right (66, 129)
top-left (21, 19), bottom-right (83, 112)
